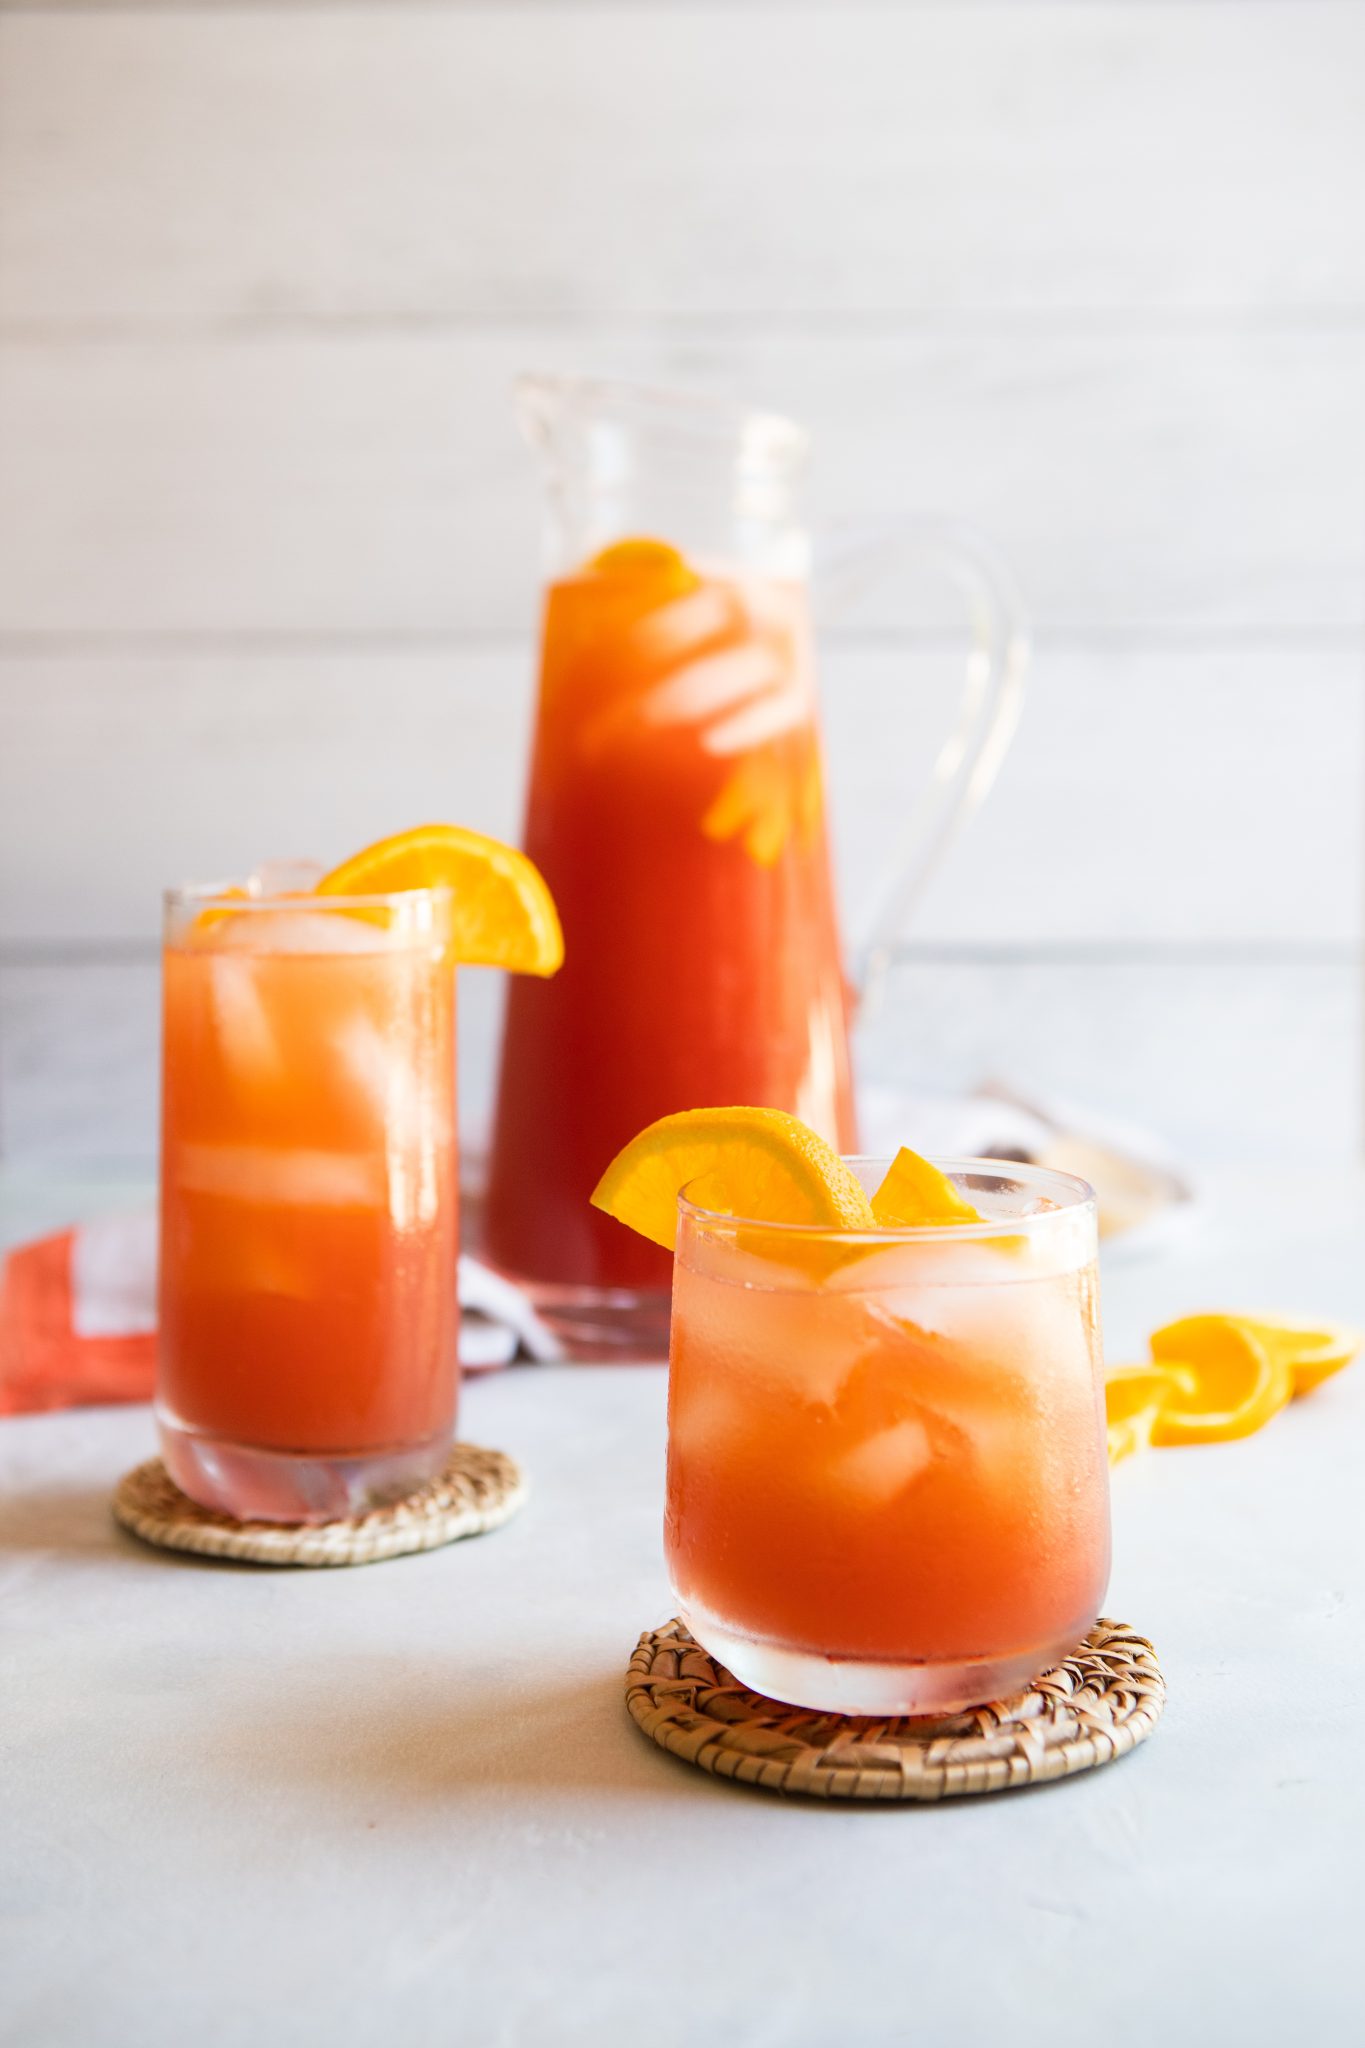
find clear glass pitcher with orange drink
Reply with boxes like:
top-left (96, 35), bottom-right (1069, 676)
top-left (483, 376), bottom-right (1027, 1356)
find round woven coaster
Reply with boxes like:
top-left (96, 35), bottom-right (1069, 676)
top-left (627, 1617), bottom-right (1164, 1800)
top-left (112, 1442), bottom-right (526, 1567)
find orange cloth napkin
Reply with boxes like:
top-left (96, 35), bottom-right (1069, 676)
top-left (0, 1209), bottom-right (562, 1417)
top-left (0, 1227), bottom-right (155, 1417)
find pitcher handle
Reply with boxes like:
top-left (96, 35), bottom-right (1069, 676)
top-left (817, 521), bottom-right (1029, 1013)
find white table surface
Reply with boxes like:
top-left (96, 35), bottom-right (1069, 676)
top-left (3, 1167), bottom-right (1364, 2048)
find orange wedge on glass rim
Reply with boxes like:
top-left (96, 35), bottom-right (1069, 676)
top-left (871, 1145), bottom-right (980, 1227)
top-left (1145, 1315), bottom-right (1293, 1446)
top-left (592, 1115), bottom-right (993, 1285)
top-left (317, 824), bottom-right (563, 976)
top-left (591, 1107), bottom-right (876, 1254)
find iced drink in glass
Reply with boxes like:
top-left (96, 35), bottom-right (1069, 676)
top-left (157, 881), bottom-right (457, 1523)
top-left (665, 1160), bottom-right (1109, 1713)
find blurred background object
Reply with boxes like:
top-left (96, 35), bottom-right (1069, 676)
top-left (0, 0), bottom-right (1361, 1174)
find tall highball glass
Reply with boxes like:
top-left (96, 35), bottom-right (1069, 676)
top-left (157, 881), bottom-right (458, 1524)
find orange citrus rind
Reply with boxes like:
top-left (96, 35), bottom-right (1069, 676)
top-left (1231, 1314), bottom-right (1362, 1397)
top-left (586, 537), bottom-right (701, 603)
top-left (591, 1107), bottom-right (876, 1254)
top-left (316, 824), bottom-right (563, 976)
top-left (870, 1145), bottom-right (980, 1228)
top-left (1146, 1315), bottom-right (1293, 1446)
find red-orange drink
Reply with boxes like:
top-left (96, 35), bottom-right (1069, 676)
top-left (157, 885), bottom-right (458, 1523)
top-left (666, 1161), bottom-right (1109, 1713)
top-left (484, 544), bottom-right (856, 1336)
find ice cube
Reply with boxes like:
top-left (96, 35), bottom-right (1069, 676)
top-left (629, 585), bottom-right (739, 665)
top-left (179, 1211), bottom-right (314, 1302)
top-left (211, 910), bottom-right (389, 955)
top-left (667, 1371), bottom-right (754, 1469)
top-left (636, 644), bottom-right (781, 728)
top-left (208, 955), bottom-right (284, 1089)
top-left (826, 1315), bottom-right (1025, 1502)
top-left (676, 1228), bottom-right (825, 1298)
top-left (856, 1271), bottom-right (1097, 1502)
top-left (701, 677), bottom-right (810, 756)
top-left (822, 1416), bottom-right (932, 1510)
top-left (671, 1260), bottom-right (855, 1407)
top-left (869, 1266), bottom-right (1092, 1370)
top-left (333, 1014), bottom-right (417, 1126)
top-left (736, 578), bottom-right (802, 636)
top-left (246, 859), bottom-right (325, 897)
top-left (174, 1143), bottom-right (386, 1209)
top-left (819, 1215), bottom-right (1092, 1295)
top-left (820, 1236), bottom-right (1027, 1298)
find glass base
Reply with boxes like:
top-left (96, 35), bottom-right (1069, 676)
top-left (679, 1599), bottom-right (1088, 1716)
top-left (158, 1415), bottom-right (455, 1526)
top-left (507, 1277), bottom-right (672, 1363)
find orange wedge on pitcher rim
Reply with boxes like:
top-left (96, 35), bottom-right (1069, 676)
top-left (587, 536), bottom-right (700, 602)
top-left (1146, 1316), bottom-right (1293, 1446)
top-left (317, 824), bottom-right (563, 976)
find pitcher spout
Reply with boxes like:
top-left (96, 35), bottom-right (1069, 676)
top-left (513, 371), bottom-right (810, 579)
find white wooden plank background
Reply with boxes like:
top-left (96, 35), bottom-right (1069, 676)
top-left (0, 643), bottom-right (1359, 949)
top-left (0, 0), bottom-right (1359, 1168)
top-left (3, 331), bottom-right (1363, 636)
top-left (3, 7), bottom-right (1362, 326)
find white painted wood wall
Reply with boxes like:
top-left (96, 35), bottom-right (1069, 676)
top-left (1, 1), bottom-right (1361, 1169)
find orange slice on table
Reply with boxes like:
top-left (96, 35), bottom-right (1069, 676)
top-left (591, 1106), bottom-right (876, 1253)
top-left (1146, 1315), bottom-right (1293, 1446)
top-left (1231, 1315), bottom-right (1362, 1397)
top-left (317, 825), bottom-right (563, 976)
top-left (1104, 1363), bottom-right (1195, 1465)
top-left (870, 1145), bottom-right (981, 1227)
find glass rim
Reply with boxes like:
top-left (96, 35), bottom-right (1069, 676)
top-left (677, 1155), bottom-right (1096, 1243)
top-left (164, 879), bottom-right (454, 915)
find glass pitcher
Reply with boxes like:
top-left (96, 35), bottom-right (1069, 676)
top-left (482, 374), bottom-right (1027, 1356)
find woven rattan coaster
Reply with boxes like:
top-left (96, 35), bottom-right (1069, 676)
top-left (627, 1617), bottom-right (1164, 1800)
top-left (112, 1442), bottom-right (526, 1567)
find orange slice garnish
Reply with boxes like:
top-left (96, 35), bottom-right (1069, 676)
top-left (591, 1106), bottom-right (875, 1253)
top-left (1147, 1315), bottom-right (1293, 1446)
top-left (317, 824), bottom-right (562, 975)
top-left (586, 537), bottom-right (700, 603)
top-left (870, 1145), bottom-right (980, 1227)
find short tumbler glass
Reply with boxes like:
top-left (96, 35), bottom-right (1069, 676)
top-left (156, 881), bottom-right (459, 1524)
top-left (665, 1159), bottom-right (1110, 1714)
